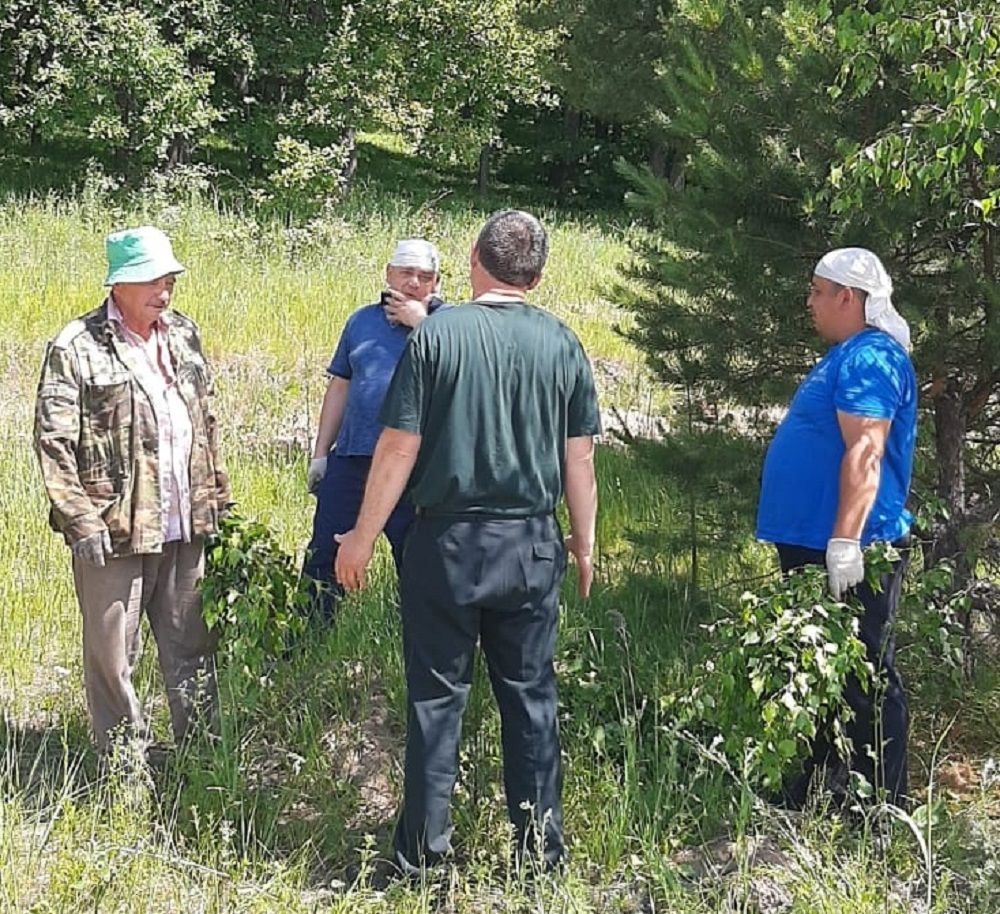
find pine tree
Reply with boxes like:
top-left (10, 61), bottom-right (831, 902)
top-left (622, 0), bottom-right (1000, 586)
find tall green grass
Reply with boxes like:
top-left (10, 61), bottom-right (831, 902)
top-left (1, 192), bottom-right (998, 913)
top-left (0, 191), bottom-right (639, 368)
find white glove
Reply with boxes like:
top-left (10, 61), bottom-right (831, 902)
top-left (72, 529), bottom-right (112, 567)
top-left (825, 538), bottom-right (865, 600)
top-left (307, 456), bottom-right (328, 494)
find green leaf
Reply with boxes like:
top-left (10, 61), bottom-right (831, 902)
top-left (777, 738), bottom-right (797, 758)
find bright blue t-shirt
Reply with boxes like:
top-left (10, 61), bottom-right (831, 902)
top-left (756, 328), bottom-right (917, 550)
top-left (327, 300), bottom-right (445, 456)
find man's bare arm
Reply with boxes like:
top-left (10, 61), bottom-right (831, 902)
top-left (564, 434), bottom-right (597, 598)
top-left (313, 376), bottom-right (350, 458)
top-left (832, 412), bottom-right (891, 539)
top-left (334, 427), bottom-right (422, 591)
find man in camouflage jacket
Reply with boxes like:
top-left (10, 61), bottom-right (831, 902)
top-left (34, 225), bottom-right (230, 757)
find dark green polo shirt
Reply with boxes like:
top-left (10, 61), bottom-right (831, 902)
top-left (379, 300), bottom-right (601, 515)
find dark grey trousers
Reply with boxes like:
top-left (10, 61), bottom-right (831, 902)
top-left (393, 513), bottom-right (567, 872)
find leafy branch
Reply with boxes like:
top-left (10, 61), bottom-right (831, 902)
top-left (200, 512), bottom-right (310, 682)
top-left (676, 547), bottom-right (901, 792)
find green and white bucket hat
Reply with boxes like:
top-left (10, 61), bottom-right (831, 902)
top-left (104, 225), bottom-right (185, 285)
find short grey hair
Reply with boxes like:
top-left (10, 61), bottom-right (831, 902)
top-left (475, 210), bottom-right (548, 287)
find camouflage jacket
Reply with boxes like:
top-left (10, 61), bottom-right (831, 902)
top-left (33, 301), bottom-right (232, 556)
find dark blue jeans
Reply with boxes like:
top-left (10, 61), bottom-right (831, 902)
top-left (394, 513), bottom-right (567, 873)
top-left (301, 454), bottom-right (414, 621)
top-left (776, 538), bottom-right (911, 807)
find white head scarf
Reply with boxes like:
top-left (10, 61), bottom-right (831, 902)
top-left (389, 238), bottom-right (442, 295)
top-left (814, 247), bottom-right (911, 351)
top-left (389, 239), bottom-right (440, 274)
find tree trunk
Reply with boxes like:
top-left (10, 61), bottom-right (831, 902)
top-left (114, 85), bottom-right (136, 183)
top-left (477, 143), bottom-right (490, 195)
top-left (167, 134), bottom-right (189, 168)
top-left (685, 383), bottom-right (699, 592)
top-left (237, 69), bottom-right (251, 119)
top-left (341, 127), bottom-right (358, 191)
top-left (564, 106), bottom-right (581, 143)
top-left (669, 151), bottom-right (687, 192)
top-left (649, 141), bottom-right (668, 179)
top-left (928, 380), bottom-right (968, 574)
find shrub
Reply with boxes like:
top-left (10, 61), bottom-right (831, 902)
top-left (200, 512), bottom-right (310, 680)
top-left (678, 551), bottom-right (898, 792)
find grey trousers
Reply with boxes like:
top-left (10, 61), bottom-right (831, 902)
top-left (72, 538), bottom-right (218, 751)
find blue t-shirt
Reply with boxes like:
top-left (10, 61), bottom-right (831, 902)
top-left (328, 300), bottom-right (444, 456)
top-left (756, 328), bottom-right (917, 550)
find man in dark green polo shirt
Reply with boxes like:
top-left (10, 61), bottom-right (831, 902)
top-left (335, 209), bottom-right (600, 874)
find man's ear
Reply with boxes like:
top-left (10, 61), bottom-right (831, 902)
top-left (845, 285), bottom-right (864, 313)
top-left (526, 271), bottom-right (543, 292)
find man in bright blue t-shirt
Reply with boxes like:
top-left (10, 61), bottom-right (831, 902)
top-left (301, 240), bottom-right (445, 621)
top-left (756, 247), bottom-right (917, 808)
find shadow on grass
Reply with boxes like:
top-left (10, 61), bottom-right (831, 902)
top-left (351, 138), bottom-right (628, 221)
top-left (0, 714), bottom-right (96, 807)
top-left (551, 529), bottom-right (768, 853)
top-left (0, 134), bottom-right (631, 229)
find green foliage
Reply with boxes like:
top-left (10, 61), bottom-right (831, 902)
top-left (266, 135), bottom-right (352, 215)
top-left (532, 0), bottom-right (669, 125)
top-left (829, 1), bottom-right (1000, 218)
top-left (2, 196), bottom-right (999, 912)
top-left (625, 423), bottom-right (765, 590)
top-left (528, 0), bottom-right (680, 186)
top-left (678, 554), bottom-right (892, 792)
top-left (619, 0), bottom-right (1000, 597)
top-left (896, 556), bottom-right (967, 698)
top-left (825, 3), bottom-right (1000, 584)
top-left (495, 103), bottom-right (647, 203)
top-left (618, 1), bottom-right (841, 405)
top-left (823, 1), bottom-right (1000, 430)
top-left (0, 0), bottom-right (553, 195)
top-left (200, 511), bottom-right (309, 679)
top-left (1, 1), bottom-right (218, 182)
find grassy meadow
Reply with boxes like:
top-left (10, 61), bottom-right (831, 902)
top-left (1, 188), bottom-right (999, 913)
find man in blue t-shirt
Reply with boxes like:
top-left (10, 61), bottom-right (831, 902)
top-left (756, 247), bottom-right (917, 808)
top-left (301, 239), bottom-right (445, 621)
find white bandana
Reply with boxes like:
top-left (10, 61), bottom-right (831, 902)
top-left (814, 247), bottom-right (911, 351)
top-left (389, 239), bottom-right (440, 274)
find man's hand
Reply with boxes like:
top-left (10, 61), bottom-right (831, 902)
top-left (384, 290), bottom-right (430, 328)
top-left (334, 528), bottom-right (376, 592)
top-left (565, 534), bottom-right (594, 598)
top-left (72, 529), bottom-right (112, 567)
top-left (826, 537), bottom-right (864, 600)
top-left (307, 456), bottom-right (328, 494)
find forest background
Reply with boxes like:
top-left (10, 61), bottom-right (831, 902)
top-left (1, 1), bottom-right (998, 911)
